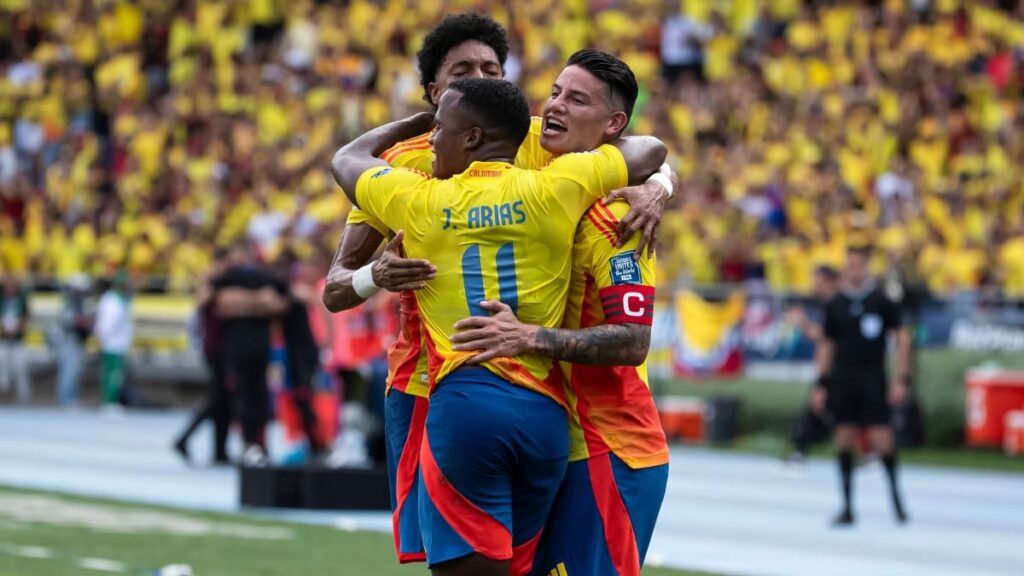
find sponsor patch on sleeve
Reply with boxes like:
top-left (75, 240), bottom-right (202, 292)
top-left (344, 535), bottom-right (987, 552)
top-left (609, 251), bottom-right (642, 285)
top-left (371, 167), bottom-right (393, 179)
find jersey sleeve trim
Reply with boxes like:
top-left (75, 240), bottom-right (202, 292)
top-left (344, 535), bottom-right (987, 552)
top-left (585, 209), bottom-right (618, 246)
top-left (380, 133), bottom-right (432, 163)
top-left (587, 201), bottom-right (623, 247)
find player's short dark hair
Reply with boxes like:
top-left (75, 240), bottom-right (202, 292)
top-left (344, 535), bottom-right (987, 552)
top-left (565, 48), bottom-right (639, 122)
top-left (416, 13), bottom-right (509, 106)
top-left (448, 78), bottom-right (530, 147)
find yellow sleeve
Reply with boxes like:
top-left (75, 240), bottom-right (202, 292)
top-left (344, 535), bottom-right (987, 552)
top-left (346, 207), bottom-right (389, 236)
top-left (514, 117), bottom-right (556, 170)
top-left (380, 132), bottom-right (434, 174)
top-left (351, 134), bottom-right (433, 234)
top-left (577, 200), bottom-right (656, 324)
top-left (539, 144), bottom-right (629, 219)
top-left (354, 166), bottom-right (429, 233)
top-left (385, 144), bottom-right (434, 174)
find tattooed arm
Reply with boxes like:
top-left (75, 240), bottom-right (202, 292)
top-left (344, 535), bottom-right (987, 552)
top-left (534, 323), bottom-right (650, 366)
top-left (450, 300), bottom-right (651, 366)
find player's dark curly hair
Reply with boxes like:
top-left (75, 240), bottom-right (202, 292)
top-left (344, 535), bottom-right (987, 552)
top-left (448, 78), bottom-right (530, 147)
top-left (566, 49), bottom-right (639, 123)
top-left (416, 13), bottom-right (509, 106)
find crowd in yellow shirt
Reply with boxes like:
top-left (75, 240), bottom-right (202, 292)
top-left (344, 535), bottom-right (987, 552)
top-left (0, 0), bottom-right (1022, 299)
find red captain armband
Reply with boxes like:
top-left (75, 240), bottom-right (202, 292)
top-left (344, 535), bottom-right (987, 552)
top-left (599, 285), bottom-right (655, 325)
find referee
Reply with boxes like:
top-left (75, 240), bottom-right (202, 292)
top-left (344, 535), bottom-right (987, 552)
top-left (811, 245), bottom-right (911, 526)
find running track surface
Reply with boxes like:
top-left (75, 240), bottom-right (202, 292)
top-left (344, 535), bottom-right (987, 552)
top-left (1, 407), bottom-right (1022, 576)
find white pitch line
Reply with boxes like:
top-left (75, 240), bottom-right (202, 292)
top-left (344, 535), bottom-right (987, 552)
top-left (16, 545), bottom-right (54, 559)
top-left (77, 557), bottom-right (128, 572)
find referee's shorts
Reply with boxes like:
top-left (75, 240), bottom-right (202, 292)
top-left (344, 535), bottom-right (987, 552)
top-left (828, 369), bottom-right (890, 426)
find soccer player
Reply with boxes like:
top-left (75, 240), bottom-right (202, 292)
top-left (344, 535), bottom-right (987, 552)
top-left (811, 245), bottom-right (911, 526)
top-left (331, 78), bottom-right (666, 576)
top-left (323, 14), bottom-right (509, 563)
top-left (322, 13), bottom-right (668, 566)
top-left (448, 50), bottom-right (670, 576)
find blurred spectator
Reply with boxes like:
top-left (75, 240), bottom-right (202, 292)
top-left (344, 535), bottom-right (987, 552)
top-left (213, 242), bottom-right (288, 467)
top-left (95, 271), bottom-right (134, 408)
top-left (0, 0), bottom-right (1022, 305)
top-left (0, 271), bottom-right (31, 403)
top-left (661, 2), bottom-right (712, 85)
top-left (274, 250), bottom-right (327, 462)
top-left (52, 274), bottom-right (93, 407)
top-left (784, 265), bottom-right (840, 464)
top-left (174, 249), bottom-right (232, 465)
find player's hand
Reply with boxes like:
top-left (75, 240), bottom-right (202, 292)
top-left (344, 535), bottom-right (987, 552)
top-left (604, 178), bottom-right (667, 259)
top-left (371, 230), bottom-right (437, 292)
top-left (810, 386), bottom-right (828, 415)
top-left (889, 381), bottom-right (908, 406)
top-left (450, 300), bottom-right (537, 364)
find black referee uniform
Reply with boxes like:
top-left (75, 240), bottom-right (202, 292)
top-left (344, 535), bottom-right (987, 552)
top-left (821, 283), bottom-right (908, 525)
top-left (823, 287), bottom-right (900, 426)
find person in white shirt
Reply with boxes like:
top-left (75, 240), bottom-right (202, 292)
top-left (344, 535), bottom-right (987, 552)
top-left (94, 271), bottom-right (134, 407)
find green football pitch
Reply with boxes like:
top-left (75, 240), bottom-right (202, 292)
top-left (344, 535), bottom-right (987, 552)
top-left (0, 486), bottom-right (711, 576)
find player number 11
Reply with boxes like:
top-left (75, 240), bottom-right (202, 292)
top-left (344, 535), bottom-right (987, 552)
top-left (461, 243), bottom-right (519, 317)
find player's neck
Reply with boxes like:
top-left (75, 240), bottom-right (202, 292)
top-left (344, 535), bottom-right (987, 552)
top-left (465, 143), bottom-right (517, 166)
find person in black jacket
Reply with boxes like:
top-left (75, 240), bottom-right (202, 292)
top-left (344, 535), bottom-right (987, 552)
top-left (174, 250), bottom-right (233, 465)
top-left (212, 242), bottom-right (289, 467)
top-left (811, 245), bottom-right (912, 526)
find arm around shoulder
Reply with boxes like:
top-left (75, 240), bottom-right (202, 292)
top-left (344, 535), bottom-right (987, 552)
top-left (611, 136), bottom-right (668, 185)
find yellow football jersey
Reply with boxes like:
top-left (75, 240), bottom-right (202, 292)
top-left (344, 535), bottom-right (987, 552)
top-left (560, 199), bottom-right (668, 468)
top-left (346, 131), bottom-right (434, 235)
top-left (347, 119), bottom-right (552, 399)
top-left (354, 146), bottom-right (628, 406)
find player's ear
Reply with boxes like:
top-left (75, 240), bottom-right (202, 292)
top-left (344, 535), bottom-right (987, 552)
top-left (464, 126), bottom-right (483, 150)
top-left (605, 111), bottom-right (629, 139)
top-left (428, 82), bottom-right (441, 106)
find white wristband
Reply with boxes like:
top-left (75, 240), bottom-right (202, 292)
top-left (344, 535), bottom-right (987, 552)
top-left (352, 263), bottom-right (381, 299)
top-left (648, 163), bottom-right (674, 199)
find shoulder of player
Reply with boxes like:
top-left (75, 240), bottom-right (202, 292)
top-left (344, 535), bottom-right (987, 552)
top-left (574, 201), bottom-right (620, 247)
top-left (364, 165), bottom-right (431, 182)
top-left (380, 132), bottom-right (433, 163)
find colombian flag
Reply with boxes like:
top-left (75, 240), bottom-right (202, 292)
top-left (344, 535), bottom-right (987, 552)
top-left (672, 291), bottom-right (745, 378)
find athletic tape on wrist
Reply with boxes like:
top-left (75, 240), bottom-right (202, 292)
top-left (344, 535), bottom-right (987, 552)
top-left (352, 263), bottom-right (381, 299)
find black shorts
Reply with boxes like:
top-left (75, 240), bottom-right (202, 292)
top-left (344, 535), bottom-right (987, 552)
top-left (828, 372), bottom-right (890, 427)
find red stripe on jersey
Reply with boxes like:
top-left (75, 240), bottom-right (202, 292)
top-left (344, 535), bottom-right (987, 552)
top-left (392, 395), bottom-right (428, 562)
top-left (592, 199), bottom-right (621, 227)
top-left (586, 210), bottom-right (617, 246)
top-left (420, 431), bottom-right (512, 560)
top-left (510, 529), bottom-right (544, 576)
top-left (598, 285), bottom-right (655, 325)
top-left (423, 326), bottom-right (444, 391)
top-left (380, 136), bottom-right (432, 162)
top-left (507, 359), bottom-right (570, 409)
top-left (387, 292), bottom-right (423, 394)
top-left (587, 453), bottom-right (642, 576)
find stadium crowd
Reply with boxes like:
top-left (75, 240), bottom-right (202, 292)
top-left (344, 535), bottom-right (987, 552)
top-left (0, 0), bottom-right (1023, 300)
